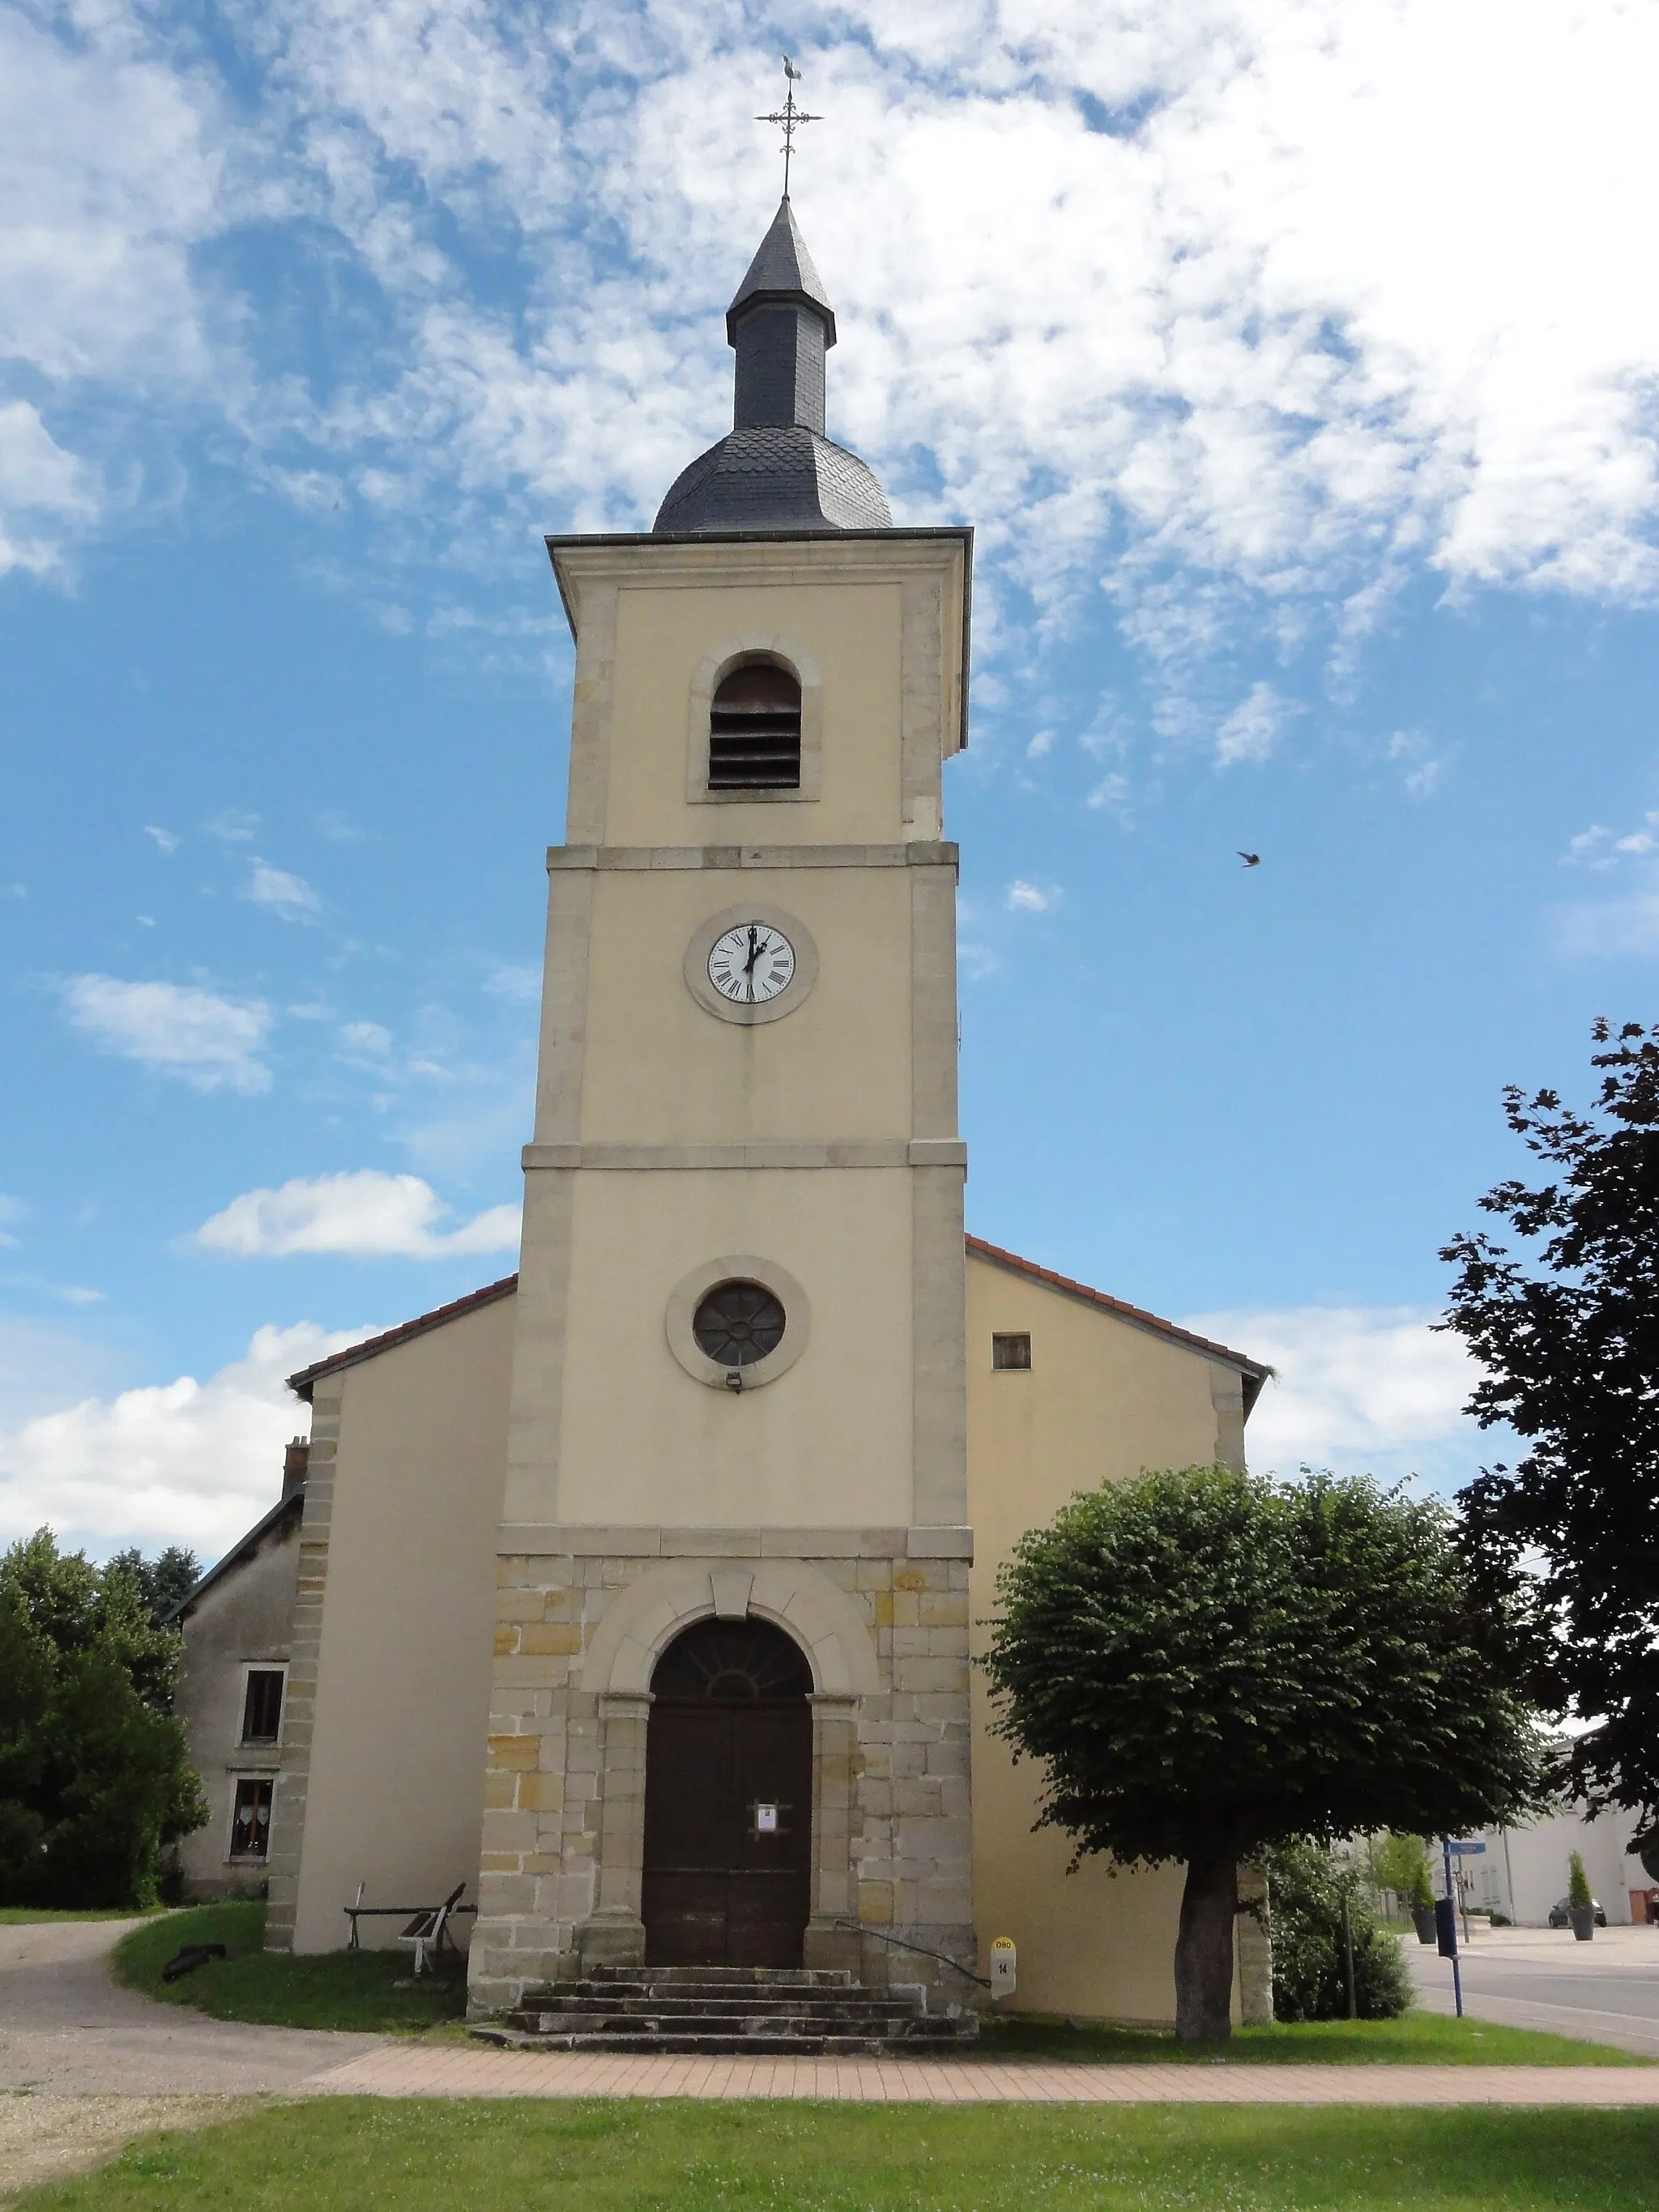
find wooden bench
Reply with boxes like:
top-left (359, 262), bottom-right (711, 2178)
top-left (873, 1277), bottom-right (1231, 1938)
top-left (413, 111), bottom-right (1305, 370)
top-left (343, 1879), bottom-right (474, 1974)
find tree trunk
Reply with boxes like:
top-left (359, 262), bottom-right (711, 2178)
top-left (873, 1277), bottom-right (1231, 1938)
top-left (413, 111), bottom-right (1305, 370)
top-left (1175, 1848), bottom-right (1239, 2042)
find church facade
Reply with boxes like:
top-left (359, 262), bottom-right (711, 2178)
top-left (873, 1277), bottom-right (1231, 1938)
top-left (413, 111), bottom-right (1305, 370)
top-left (180, 200), bottom-right (1268, 2026)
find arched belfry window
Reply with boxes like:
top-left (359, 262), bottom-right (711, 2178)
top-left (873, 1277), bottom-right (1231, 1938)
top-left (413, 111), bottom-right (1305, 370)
top-left (708, 659), bottom-right (802, 791)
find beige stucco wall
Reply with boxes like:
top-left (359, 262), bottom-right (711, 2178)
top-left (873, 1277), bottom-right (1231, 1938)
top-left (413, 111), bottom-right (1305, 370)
top-left (173, 1507), bottom-right (300, 1899)
top-left (965, 1247), bottom-right (1251, 2022)
top-left (606, 580), bottom-right (903, 846)
top-left (547, 1168), bottom-right (912, 1530)
top-left (287, 1293), bottom-right (514, 1952)
top-left (579, 868), bottom-right (913, 1145)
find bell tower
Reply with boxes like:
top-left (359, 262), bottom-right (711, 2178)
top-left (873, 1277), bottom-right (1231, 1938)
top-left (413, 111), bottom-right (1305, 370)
top-left (468, 198), bottom-right (976, 2010)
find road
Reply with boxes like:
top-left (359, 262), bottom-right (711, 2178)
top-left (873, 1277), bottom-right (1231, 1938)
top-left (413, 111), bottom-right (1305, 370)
top-left (1407, 1923), bottom-right (1659, 2056)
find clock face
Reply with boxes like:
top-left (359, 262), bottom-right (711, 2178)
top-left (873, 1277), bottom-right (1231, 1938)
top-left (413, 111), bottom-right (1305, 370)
top-left (708, 921), bottom-right (796, 1005)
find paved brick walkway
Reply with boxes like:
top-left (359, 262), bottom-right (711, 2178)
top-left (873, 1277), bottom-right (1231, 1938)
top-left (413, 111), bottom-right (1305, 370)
top-left (309, 2044), bottom-right (1659, 2104)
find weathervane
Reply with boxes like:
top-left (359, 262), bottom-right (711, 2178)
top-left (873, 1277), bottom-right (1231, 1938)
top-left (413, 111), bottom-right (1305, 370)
top-left (757, 54), bottom-right (821, 199)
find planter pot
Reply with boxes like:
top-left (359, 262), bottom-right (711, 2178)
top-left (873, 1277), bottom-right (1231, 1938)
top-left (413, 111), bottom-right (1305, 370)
top-left (1570, 1907), bottom-right (1597, 1941)
top-left (1413, 1906), bottom-right (1439, 1946)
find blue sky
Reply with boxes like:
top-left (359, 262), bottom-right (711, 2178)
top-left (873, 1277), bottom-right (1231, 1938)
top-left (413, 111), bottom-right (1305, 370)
top-left (5, 0), bottom-right (1659, 1560)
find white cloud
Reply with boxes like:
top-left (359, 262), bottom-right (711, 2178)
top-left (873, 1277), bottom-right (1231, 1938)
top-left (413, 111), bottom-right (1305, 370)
top-left (143, 825), bottom-right (178, 855)
top-left (0, 401), bottom-right (98, 577)
top-left (0, 6), bottom-right (225, 571)
top-left (0, 1321), bottom-right (378, 1558)
top-left (1086, 771), bottom-right (1132, 819)
top-left (1215, 681), bottom-right (1290, 767)
top-left (1553, 809), bottom-right (1659, 953)
top-left (1183, 1301), bottom-right (1486, 1493)
top-left (7, 1), bottom-right (1659, 625)
top-left (1387, 730), bottom-right (1443, 799)
top-left (0, 1195), bottom-right (22, 1250)
top-left (62, 974), bottom-right (273, 1095)
top-left (203, 811), bottom-right (257, 844)
top-left (337, 1021), bottom-right (392, 1059)
top-left (484, 964), bottom-right (543, 1004)
top-left (194, 1170), bottom-right (521, 1259)
top-left (246, 859), bottom-right (321, 919)
top-left (1005, 879), bottom-right (1060, 914)
top-left (1553, 888), bottom-right (1659, 961)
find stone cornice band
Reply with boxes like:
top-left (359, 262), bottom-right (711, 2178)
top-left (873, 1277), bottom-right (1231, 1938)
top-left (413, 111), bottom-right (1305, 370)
top-left (522, 1139), bottom-right (967, 1171)
top-left (547, 842), bottom-right (960, 873)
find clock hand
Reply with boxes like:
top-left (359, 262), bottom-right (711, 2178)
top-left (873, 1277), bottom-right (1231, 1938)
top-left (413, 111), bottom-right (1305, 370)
top-left (744, 926), bottom-right (766, 1000)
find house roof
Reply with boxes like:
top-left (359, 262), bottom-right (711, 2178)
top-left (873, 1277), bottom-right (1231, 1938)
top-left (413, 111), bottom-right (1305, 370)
top-left (966, 1235), bottom-right (1271, 1413)
top-left (284, 1274), bottom-right (520, 1400)
top-left (163, 1486), bottom-right (305, 1626)
top-left (285, 1249), bottom-right (1269, 1414)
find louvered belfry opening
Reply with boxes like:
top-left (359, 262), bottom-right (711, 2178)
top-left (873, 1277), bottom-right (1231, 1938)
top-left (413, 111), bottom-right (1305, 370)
top-left (708, 659), bottom-right (802, 791)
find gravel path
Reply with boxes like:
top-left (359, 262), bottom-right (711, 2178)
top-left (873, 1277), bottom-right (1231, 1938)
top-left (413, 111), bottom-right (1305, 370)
top-left (0, 1920), bottom-right (383, 2096)
top-left (0, 2095), bottom-right (245, 2201)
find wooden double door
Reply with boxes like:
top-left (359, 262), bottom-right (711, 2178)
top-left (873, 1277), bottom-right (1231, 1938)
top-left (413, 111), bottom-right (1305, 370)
top-left (641, 1618), bottom-right (813, 1968)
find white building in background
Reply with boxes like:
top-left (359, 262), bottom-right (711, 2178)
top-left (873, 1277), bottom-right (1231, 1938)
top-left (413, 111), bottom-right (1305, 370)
top-left (1457, 1806), bottom-right (1655, 1927)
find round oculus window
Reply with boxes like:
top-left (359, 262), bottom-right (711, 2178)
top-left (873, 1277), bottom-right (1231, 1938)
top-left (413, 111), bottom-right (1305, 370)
top-left (692, 1279), bottom-right (786, 1368)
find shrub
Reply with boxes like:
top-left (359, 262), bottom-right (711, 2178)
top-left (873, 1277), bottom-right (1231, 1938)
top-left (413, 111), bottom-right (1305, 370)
top-left (1267, 1842), bottom-right (1412, 2022)
top-left (1567, 1849), bottom-right (1593, 1910)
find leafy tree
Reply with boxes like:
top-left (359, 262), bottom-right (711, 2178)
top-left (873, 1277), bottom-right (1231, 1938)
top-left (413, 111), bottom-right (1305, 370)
top-left (0, 1530), bottom-right (207, 1907)
top-left (983, 1466), bottom-right (1545, 2040)
top-left (1264, 1843), bottom-right (1410, 2022)
top-left (1370, 1831), bottom-right (1434, 1912)
top-left (105, 1545), bottom-right (201, 1625)
top-left (1441, 1019), bottom-right (1659, 1837)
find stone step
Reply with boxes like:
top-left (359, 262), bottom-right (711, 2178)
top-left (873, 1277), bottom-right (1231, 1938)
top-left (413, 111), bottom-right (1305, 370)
top-left (472, 2027), bottom-right (976, 2057)
top-left (583, 1965), bottom-right (855, 1988)
top-left (477, 1963), bottom-right (979, 2058)
top-left (510, 1993), bottom-right (927, 2022)
top-left (505, 2008), bottom-right (952, 2038)
top-left (506, 2017), bottom-right (973, 2044)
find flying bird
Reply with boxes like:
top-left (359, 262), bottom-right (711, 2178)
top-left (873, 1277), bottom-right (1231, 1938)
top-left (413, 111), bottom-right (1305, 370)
top-left (1238, 850), bottom-right (1260, 867)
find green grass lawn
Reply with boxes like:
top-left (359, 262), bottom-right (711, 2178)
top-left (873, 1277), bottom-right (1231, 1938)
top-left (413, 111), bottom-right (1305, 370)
top-left (15, 2099), bottom-right (1659, 2211)
top-left (108, 1903), bottom-right (1636, 2064)
top-left (109, 1902), bottom-right (467, 2033)
top-left (979, 2010), bottom-right (1645, 2065)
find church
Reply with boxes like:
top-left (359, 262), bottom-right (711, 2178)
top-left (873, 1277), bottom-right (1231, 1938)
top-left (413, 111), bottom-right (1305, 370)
top-left (171, 195), bottom-right (1269, 2032)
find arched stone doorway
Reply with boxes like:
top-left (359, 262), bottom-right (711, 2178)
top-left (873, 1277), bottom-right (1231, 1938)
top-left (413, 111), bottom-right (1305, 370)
top-left (641, 1617), bottom-right (812, 1967)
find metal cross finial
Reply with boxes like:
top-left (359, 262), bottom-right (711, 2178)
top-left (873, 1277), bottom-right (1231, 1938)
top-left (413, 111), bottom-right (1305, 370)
top-left (757, 53), bottom-right (821, 199)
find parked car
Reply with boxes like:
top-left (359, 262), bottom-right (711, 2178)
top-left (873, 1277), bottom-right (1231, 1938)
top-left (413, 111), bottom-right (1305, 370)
top-left (1547, 1896), bottom-right (1608, 1927)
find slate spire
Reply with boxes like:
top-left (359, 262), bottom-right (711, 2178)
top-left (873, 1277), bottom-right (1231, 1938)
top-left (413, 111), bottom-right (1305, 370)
top-left (726, 198), bottom-right (836, 437)
top-left (652, 198), bottom-right (889, 535)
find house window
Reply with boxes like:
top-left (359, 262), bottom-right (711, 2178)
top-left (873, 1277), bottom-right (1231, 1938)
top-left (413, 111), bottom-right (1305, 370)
top-left (992, 1332), bottom-right (1031, 1371)
top-left (231, 1777), bottom-right (273, 1859)
top-left (241, 1668), bottom-right (285, 1744)
top-left (709, 660), bottom-right (802, 791)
